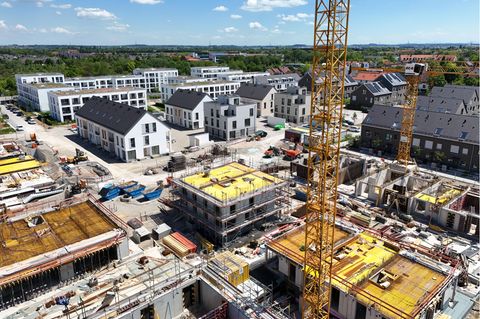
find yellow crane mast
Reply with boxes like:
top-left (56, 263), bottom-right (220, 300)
top-left (302, 1), bottom-right (350, 318)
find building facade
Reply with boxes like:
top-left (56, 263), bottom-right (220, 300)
top-left (190, 66), bottom-right (242, 80)
top-left (361, 104), bottom-right (479, 172)
top-left (133, 68), bottom-right (178, 92)
top-left (160, 80), bottom-right (241, 102)
top-left (274, 86), bottom-right (311, 124)
top-left (376, 73), bottom-right (407, 105)
top-left (219, 71), bottom-right (270, 84)
top-left (48, 87), bottom-right (147, 122)
top-left (254, 73), bottom-right (301, 92)
top-left (235, 83), bottom-right (277, 117)
top-left (204, 95), bottom-right (256, 141)
top-left (165, 90), bottom-right (213, 129)
top-left (350, 82), bottom-right (392, 109)
top-left (76, 97), bottom-right (170, 162)
top-left (17, 83), bottom-right (72, 112)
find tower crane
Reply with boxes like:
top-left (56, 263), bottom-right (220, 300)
top-left (302, 1), bottom-right (350, 319)
top-left (350, 62), bottom-right (478, 169)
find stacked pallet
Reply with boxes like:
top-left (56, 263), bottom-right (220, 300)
top-left (166, 154), bottom-right (186, 172)
top-left (209, 251), bottom-right (249, 286)
top-left (162, 232), bottom-right (197, 257)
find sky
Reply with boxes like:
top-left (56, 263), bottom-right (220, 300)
top-left (0, 0), bottom-right (478, 46)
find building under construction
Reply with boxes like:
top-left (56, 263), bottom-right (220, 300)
top-left (171, 162), bottom-right (288, 246)
top-left (0, 197), bottom-right (128, 310)
top-left (265, 224), bottom-right (462, 319)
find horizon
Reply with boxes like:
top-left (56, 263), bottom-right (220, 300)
top-left (0, 0), bottom-right (478, 46)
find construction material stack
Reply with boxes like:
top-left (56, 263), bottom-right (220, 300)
top-left (166, 154), bottom-right (186, 172)
top-left (209, 251), bottom-right (249, 286)
top-left (162, 232), bottom-right (197, 257)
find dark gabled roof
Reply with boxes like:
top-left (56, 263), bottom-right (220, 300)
top-left (429, 84), bottom-right (479, 105)
top-left (165, 90), bottom-right (210, 110)
top-left (235, 83), bottom-right (276, 100)
top-left (363, 82), bottom-right (391, 96)
top-left (376, 73), bottom-right (407, 87)
top-left (76, 97), bottom-right (147, 135)
top-left (416, 96), bottom-right (466, 114)
top-left (363, 104), bottom-right (479, 144)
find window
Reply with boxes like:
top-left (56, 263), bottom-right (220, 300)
top-left (462, 148), bottom-right (468, 155)
top-left (450, 145), bottom-right (459, 154)
top-left (195, 113), bottom-right (199, 120)
top-left (245, 118), bottom-right (251, 126)
top-left (232, 121), bottom-right (237, 129)
top-left (425, 140), bottom-right (433, 149)
top-left (434, 128), bottom-right (443, 136)
top-left (211, 109), bottom-right (214, 116)
top-left (250, 108), bottom-right (254, 116)
top-left (152, 123), bottom-right (157, 132)
top-left (412, 138), bottom-right (420, 146)
top-left (459, 131), bottom-right (468, 140)
top-left (60, 99), bottom-right (70, 106)
top-left (72, 98), bottom-right (80, 104)
top-left (386, 133), bottom-right (392, 141)
top-left (144, 136), bottom-right (149, 146)
top-left (281, 98), bottom-right (285, 105)
top-left (130, 138), bottom-right (136, 148)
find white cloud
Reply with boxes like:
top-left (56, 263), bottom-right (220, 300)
top-left (0, 2), bottom-right (12, 8)
top-left (51, 26), bottom-right (73, 34)
top-left (55, 10), bottom-right (61, 15)
top-left (75, 7), bottom-right (117, 20)
top-left (241, 0), bottom-right (307, 12)
top-left (130, 0), bottom-right (163, 4)
top-left (36, 1), bottom-right (44, 7)
top-left (213, 5), bottom-right (228, 12)
top-left (0, 20), bottom-right (7, 30)
top-left (50, 3), bottom-right (71, 9)
top-left (38, 28), bottom-right (48, 33)
top-left (249, 21), bottom-right (267, 31)
top-left (230, 14), bottom-right (242, 19)
top-left (15, 24), bottom-right (28, 31)
top-left (224, 26), bottom-right (238, 33)
top-left (107, 22), bottom-right (130, 32)
top-left (278, 13), bottom-right (313, 22)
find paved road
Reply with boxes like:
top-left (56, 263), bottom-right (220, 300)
top-left (0, 105), bottom-right (37, 137)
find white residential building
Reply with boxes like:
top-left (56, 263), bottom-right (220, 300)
top-left (76, 97), bottom-right (170, 162)
top-left (64, 76), bottom-right (113, 90)
top-left (133, 68), bottom-right (178, 92)
top-left (165, 90), bottom-right (213, 129)
top-left (204, 95), bottom-right (256, 141)
top-left (274, 86), bottom-right (311, 124)
top-left (255, 73), bottom-right (301, 91)
top-left (15, 73), bottom-right (65, 85)
top-left (48, 87), bottom-right (147, 122)
top-left (190, 66), bottom-right (243, 80)
top-left (235, 83), bottom-right (277, 117)
top-left (160, 80), bottom-right (241, 102)
top-left (219, 71), bottom-right (270, 84)
top-left (17, 83), bottom-right (73, 112)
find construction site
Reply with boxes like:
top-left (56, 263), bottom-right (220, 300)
top-left (0, 1), bottom-right (479, 319)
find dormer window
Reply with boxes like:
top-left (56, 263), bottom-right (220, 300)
top-left (434, 128), bottom-right (443, 136)
top-left (459, 131), bottom-right (468, 140)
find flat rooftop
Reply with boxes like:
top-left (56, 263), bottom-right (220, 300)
top-left (268, 226), bottom-right (449, 319)
top-left (168, 80), bottom-right (239, 87)
top-left (50, 86), bottom-right (145, 96)
top-left (180, 162), bottom-right (284, 202)
top-left (0, 201), bottom-right (117, 269)
top-left (29, 83), bottom-right (68, 89)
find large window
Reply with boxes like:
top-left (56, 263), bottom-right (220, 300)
top-left (450, 145), bottom-right (459, 154)
top-left (130, 138), bottom-right (136, 148)
top-left (144, 136), bottom-right (150, 146)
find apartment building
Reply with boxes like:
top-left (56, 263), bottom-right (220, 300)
top-left (235, 83), bottom-right (277, 117)
top-left (204, 95), bottom-right (256, 141)
top-left (165, 90), bottom-right (213, 129)
top-left (64, 76), bottom-right (113, 90)
top-left (133, 68), bottom-right (178, 92)
top-left (219, 71), bottom-right (269, 84)
top-left (190, 66), bottom-right (242, 80)
top-left (376, 73), bottom-right (407, 105)
top-left (171, 162), bottom-right (287, 245)
top-left (254, 73), bottom-right (301, 91)
top-left (48, 87), bottom-right (147, 122)
top-left (350, 82), bottom-right (392, 109)
top-left (160, 80), bottom-right (241, 102)
top-left (17, 83), bottom-right (72, 112)
top-left (361, 104), bottom-right (479, 172)
top-left (298, 72), bottom-right (359, 98)
top-left (15, 73), bottom-right (65, 85)
top-left (274, 86), bottom-right (311, 124)
top-left (429, 84), bottom-right (479, 116)
top-left (76, 97), bottom-right (170, 162)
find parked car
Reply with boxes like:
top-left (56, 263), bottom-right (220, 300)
top-left (15, 125), bottom-right (24, 131)
top-left (255, 130), bottom-right (268, 138)
top-left (27, 119), bottom-right (36, 125)
top-left (347, 126), bottom-right (361, 133)
top-left (343, 119), bottom-right (355, 126)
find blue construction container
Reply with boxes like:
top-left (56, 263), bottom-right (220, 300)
top-left (99, 185), bottom-right (121, 200)
top-left (143, 188), bottom-right (163, 201)
top-left (118, 181), bottom-right (138, 194)
top-left (125, 184), bottom-right (146, 198)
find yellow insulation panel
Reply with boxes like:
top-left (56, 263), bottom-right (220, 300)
top-left (182, 162), bottom-right (283, 201)
top-left (211, 251), bottom-right (249, 286)
top-left (0, 157), bottom-right (40, 175)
